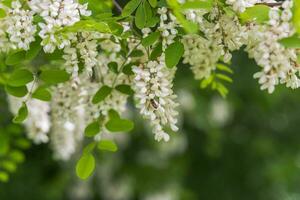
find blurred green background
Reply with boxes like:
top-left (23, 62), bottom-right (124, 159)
top-left (1, 51), bottom-right (300, 200)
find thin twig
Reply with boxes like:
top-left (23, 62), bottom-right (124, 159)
top-left (113, 0), bottom-right (123, 13)
top-left (257, 2), bottom-right (283, 7)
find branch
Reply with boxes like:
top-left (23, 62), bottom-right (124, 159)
top-left (257, 2), bottom-right (283, 7)
top-left (113, 0), bottom-right (123, 13)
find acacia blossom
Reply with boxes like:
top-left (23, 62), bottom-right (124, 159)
top-left (28, 0), bottom-right (91, 53)
top-left (246, 0), bottom-right (300, 93)
top-left (133, 56), bottom-right (179, 142)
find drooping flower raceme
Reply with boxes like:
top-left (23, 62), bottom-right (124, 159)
top-left (245, 0), bottom-right (300, 93)
top-left (28, 0), bottom-right (91, 53)
top-left (6, 1), bottom-right (36, 50)
top-left (8, 96), bottom-right (51, 144)
top-left (182, 6), bottom-right (247, 80)
top-left (133, 56), bottom-right (179, 142)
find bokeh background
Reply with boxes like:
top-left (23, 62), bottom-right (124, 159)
top-left (1, 50), bottom-right (300, 200)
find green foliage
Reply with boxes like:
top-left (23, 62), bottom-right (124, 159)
top-left (5, 85), bottom-right (28, 98)
top-left (166, 0), bottom-right (198, 33)
top-left (92, 85), bottom-right (113, 104)
top-left (0, 122), bottom-right (30, 183)
top-left (122, 0), bottom-right (142, 17)
top-left (98, 140), bottom-right (118, 152)
top-left (239, 5), bottom-right (270, 24)
top-left (200, 63), bottom-right (233, 98)
top-left (181, 0), bottom-right (213, 9)
top-left (76, 153), bottom-right (95, 180)
top-left (142, 32), bottom-right (160, 47)
top-left (115, 84), bottom-right (134, 95)
top-left (279, 35), bottom-right (300, 48)
top-left (5, 51), bottom-right (26, 66)
top-left (105, 110), bottom-right (134, 132)
top-left (32, 87), bottom-right (52, 102)
top-left (61, 20), bottom-right (111, 33)
top-left (7, 69), bottom-right (34, 87)
top-left (293, 0), bottom-right (300, 34)
top-left (84, 121), bottom-right (101, 137)
top-left (39, 69), bottom-right (70, 85)
top-left (165, 41), bottom-right (184, 68)
top-left (0, 8), bottom-right (6, 18)
top-left (13, 103), bottom-right (28, 124)
top-left (108, 62), bottom-right (119, 74)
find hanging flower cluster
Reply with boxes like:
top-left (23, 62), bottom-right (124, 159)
top-left (1, 0), bottom-right (300, 179)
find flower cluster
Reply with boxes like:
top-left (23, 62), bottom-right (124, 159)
top-left (133, 56), bottom-right (179, 142)
top-left (8, 95), bottom-right (51, 145)
top-left (29, 0), bottom-right (91, 53)
top-left (246, 0), bottom-right (300, 93)
top-left (182, 6), bottom-right (247, 80)
top-left (0, 0), bottom-right (36, 52)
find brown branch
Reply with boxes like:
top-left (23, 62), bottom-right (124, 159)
top-left (256, 2), bottom-right (283, 7)
top-left (113, 0), bottom-right (123, 13)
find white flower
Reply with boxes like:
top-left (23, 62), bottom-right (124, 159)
top-left (133, 55), bottom-right (179, 142)
top-left (246, 1), bottom-right (299, 93)
top-left (50, 77), bottom-right (86, 160)
top-left (8, 95), bottom-right (51, 144)
top-left (182, 7), bottom-right (246, 81)
top-left (29, 0), bottom-right (91, 53)
top-left (5, 0), bottom-right (36, 50)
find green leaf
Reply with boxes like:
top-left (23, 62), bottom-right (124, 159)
top-left (279, 36), bottom-right (300, 48)
top-left (115, 84), bottom-right (134, 95)
top-left (40, 69), bottom-right (70, 85)
top-left (14, 138), bottom-right (31, 149)
top-left (216, 63), bottom-right (233, 74)
top-left (122, 63), bottom-right (134, 75)
top-left (92, 85), bottom-right (112, 104)
top-left (106, 118), bottom-right (134, 132)
top-left (5, 51), bottom-right (26, 66)
top-left (8, 69), bottom-right (34, 87)
top-left (32, 87), bottom-right (52, 101)
top-left (0, 134), bottom-right (9, 156)
top-left (143, 1), bottom-right (153, 26)
top-left (13, 103), bottom-right (28, 124)
top-left (135, 4), bottom-right (146, 29)
top-left (108, 22), bottom-right (124, 36)
top-left (108, 109), bottom-right (120, 119)
top-left (167, 0), bottom-right (198, 33)
top-left (130, 49), bottom-right (144, 57)
top-left (148, 0), bottom-right (157, 7)
top-left (9, 150), bottom-right (25, 163)
top-left (0, 8), bottom-right (6, 18)
top-left (25, 38), bottom-right (42, 60)
top-left (165, 41), bottom-right (184, 68)
top-left (5, 85), bottom-right (28, 97)
top-left (240, 5), bottom-right (270, 24)
top-left (150, 42), bottom-right (163, 60)
top-left (83, 142), bottom-right (96, 154)
top-left (76, 153), bottom-right (95, 180)
top-left (61, 20), bottom-right (111, 33)
top-left (108, 62), bottom-right (118, 73)
top-left (294, 1), bottom-right (300, 34)
top-left (122, 0), bottom-right (142, 17)
top-left (84, 121), bottom-right (100, 137)
top-left (98, 140), bottom-right (118, 152)
top-left (0, 171), bottom-right (9, 182)
top-left (1, 161), bottom-right (17, 173)
top-left (216, 74), bottom-right (233, 83)
top-left (181, 1), bottom-right (212, 10)
top-left (142, 32), bottom-right (160, 47)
